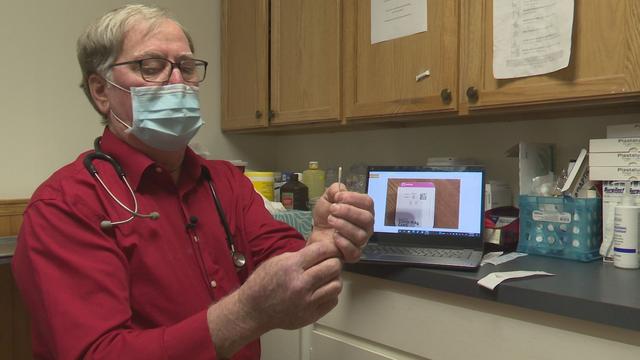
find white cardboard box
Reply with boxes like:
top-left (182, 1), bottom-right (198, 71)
top-left (589, 152), bottom-right (640, 166)
top-left (590, 138), bottom-right (640, 153)
top-left (589, 166), bottom-right (640, 181)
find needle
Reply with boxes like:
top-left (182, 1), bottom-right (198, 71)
top-left (337, 166), bottom-right (343, 192)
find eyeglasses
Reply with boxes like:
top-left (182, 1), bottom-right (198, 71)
top-left (110, 58), bottom-right (208, 83)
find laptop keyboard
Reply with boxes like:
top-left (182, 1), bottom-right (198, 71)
top-left (363, 245), bottom-right (469, 259)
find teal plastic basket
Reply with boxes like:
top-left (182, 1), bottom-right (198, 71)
top-left (517, 195), bottom-right (602, 262)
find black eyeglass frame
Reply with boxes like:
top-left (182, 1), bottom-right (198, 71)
top-left (109, 57), bottom-right (208, 84)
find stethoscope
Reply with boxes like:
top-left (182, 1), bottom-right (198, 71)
top-left (83, 136), bottom-right (246, 268)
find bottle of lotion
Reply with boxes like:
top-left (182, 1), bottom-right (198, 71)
top-left (613, 182), bottom-right (640, 269)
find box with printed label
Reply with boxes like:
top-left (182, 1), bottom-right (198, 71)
top-left (517, 195), bottom-right (602, 262)
top-left (589, 138), bottom-right (640, 153)
top-left (589, 166), bottom-right (640, 181)
top-left (589, 152), bottom-right (640, 167)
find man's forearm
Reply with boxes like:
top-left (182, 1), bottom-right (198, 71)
top-left (207, 289), bottom-right (267, 358)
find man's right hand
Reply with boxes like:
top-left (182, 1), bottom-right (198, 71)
top-left (207, 240), bottom-right (342, 356)
top-left (239, 240), bottom-right (343, 330)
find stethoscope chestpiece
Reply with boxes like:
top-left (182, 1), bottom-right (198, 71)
top-left (233, 251), bottom-right (246, 268)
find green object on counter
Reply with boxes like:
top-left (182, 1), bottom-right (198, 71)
top-left (273, 210), bottom-right (313, 239)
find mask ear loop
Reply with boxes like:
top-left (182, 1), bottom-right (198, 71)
top-left (104, 78), bottom-right (131, 93)
top-left (104, 78), bottom-right (133, 130)
top-left (111, 110), bottom-right (132, 130)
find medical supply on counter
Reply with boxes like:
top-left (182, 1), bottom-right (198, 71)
top-left (245, 171), bottom-right (275, 201)
top-left (613, 182), bottom-right (640, 269)
top-left (484, 206), bottom-right (519, 252)
top-left (601, 181), bottom-right (640, 258)
top-left (505, 142), bottom-right (554, 196)
top-left (346, 162), bottom-right (368, 193)
top-left (281, 173), bottom-right (309, 211)
top-left (273, 210), bottom-right (313, 239)
top-left (273, 172), bottom-right (292, 203)
top-left (303, 161), bottom-right (326, 205)
top-left (561, 148), bottom-right (589, 198)
top-left (517, 195), bottom-right (602, 262)
top-left (590, 138), bottom-right (640, 181)
top-left (485, 181), bottom-right (513, 210)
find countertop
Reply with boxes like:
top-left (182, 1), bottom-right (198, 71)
top-left (346, 254), bottom-right (640, 332)
top-left (0, 236), bottom-right (16, 265)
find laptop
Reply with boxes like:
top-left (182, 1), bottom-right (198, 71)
top-left (360, 165), bottom-right (485, 270)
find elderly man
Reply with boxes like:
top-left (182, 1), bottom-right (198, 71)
top-left (12, 4), bottom-right (373, 359)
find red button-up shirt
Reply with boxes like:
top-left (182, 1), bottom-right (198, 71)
top-left (12, 129), bottom-right (305, 359)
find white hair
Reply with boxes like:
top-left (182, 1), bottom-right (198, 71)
top-left (76, 4), bottom-right (194, 120)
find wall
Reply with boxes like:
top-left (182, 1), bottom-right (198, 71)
top-left (0, 0), bottom-right (276, 199)
top-left (273, 111), bottom-right (640, 196)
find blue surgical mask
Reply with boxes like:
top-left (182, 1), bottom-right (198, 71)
top-left (108, 81), bottom-right (204, 151)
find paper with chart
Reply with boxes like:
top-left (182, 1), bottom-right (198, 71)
top-left (371, 0), bottom-right (428, 44)
top-left (395, 182), bottom-right (435, 228)
top-left (493, 0), bottom-right (574, 79)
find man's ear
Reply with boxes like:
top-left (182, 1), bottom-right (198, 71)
top-left (88, 74), bottom-right (110, 116)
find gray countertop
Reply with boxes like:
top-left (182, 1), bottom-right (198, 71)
top-left (346, 255), bottom-right (640, 332)
top-left (0, 236), bottom-right (16, 265)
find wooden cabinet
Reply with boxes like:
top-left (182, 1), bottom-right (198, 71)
top-left (459, 0), bottom-right (640, 114)
top-left (0, 200), bottom-right (31, 359)
top-left (0, 264), bottom-right (32, 360)
top-left (221, 0), bottom-right (342, 130)
top-left (222, 0), bottom-right (640, 131)
top-left (221, 0), bottom-right (269, 130)
top-left (343, 0), bottom-right (459, 121)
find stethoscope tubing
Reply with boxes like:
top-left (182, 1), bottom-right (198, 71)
top-left (84, 136), bottom-right (245, 268)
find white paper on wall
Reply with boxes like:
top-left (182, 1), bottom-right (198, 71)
top-left (371, 0), bottom-right (428, 44)
top-left (493, 0), bottom-right (574, 79)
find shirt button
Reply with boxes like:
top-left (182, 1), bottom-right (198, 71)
top-left (210, 280), bottom-right (217, 288)
top-left (155, 167), bottom-right (163, 173)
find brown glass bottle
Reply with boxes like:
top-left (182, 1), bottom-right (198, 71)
top-left (280, 174), bottom-right (309, 210)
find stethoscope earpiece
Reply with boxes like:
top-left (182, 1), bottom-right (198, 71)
top-left (100, 220), bottom-right (114, 229)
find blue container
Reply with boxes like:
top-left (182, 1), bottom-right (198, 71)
top-left (517, 195), bottom-right (602, 262)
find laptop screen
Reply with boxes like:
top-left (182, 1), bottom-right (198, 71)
top-left (366, 166), bottom-right (485, 246)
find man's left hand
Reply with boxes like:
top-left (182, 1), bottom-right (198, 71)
top-left (307, 183), bottom-right (374, 263)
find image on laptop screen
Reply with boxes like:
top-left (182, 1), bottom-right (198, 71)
top-left (367, 166), bottom-right (484, 240)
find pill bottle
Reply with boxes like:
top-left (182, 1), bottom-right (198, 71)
top-left (280, 173), bottom-right (309, 210)
top-left (613, 182), bottom-right (640, 269)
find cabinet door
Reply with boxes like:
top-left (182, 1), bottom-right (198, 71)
top-left (270, 0), bottom-right (342, 126)
top-left (343, 0), bottom-right (459, 121)
top-left (460, 0), bottom-right (640, 113)
top-left (221, 0), bottom-right (269, 130)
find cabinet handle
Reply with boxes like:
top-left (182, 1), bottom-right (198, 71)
top-left (269, 110), bottom-right (275, 120)
top-left (440, 88), bottom-right (452, 104)
top-left (255, 110), bottom-right (262, 119)
top-left (466, 86), bottom-right (479, 102)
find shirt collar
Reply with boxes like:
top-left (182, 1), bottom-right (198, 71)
top-left (99, 128), bottom-right (206, 190)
